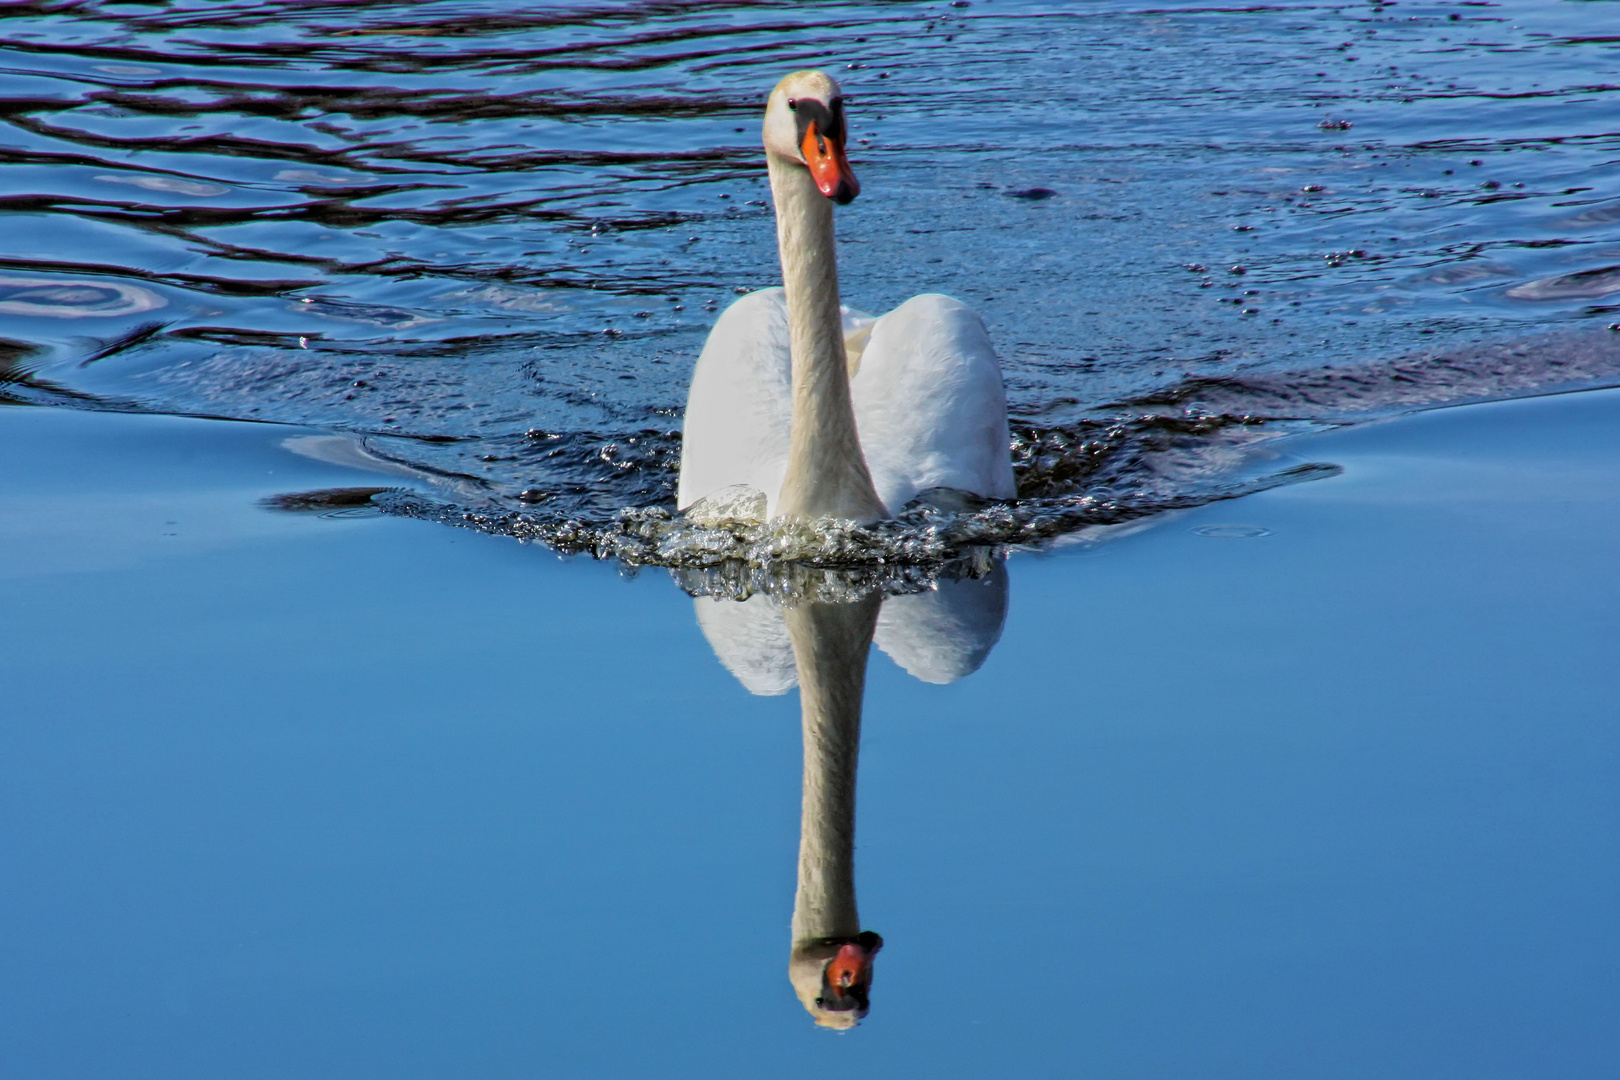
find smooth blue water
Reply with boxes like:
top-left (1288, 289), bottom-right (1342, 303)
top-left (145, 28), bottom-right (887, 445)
top-left (2, 390), bottom-right (1616, 1076)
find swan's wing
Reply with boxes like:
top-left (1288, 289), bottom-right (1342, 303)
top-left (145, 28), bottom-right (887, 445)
top-left (693, 594), bottom-right (797, 695)
top-left (849, 293), bottom-right (1017, 512)
top-left (677, 288), bottom-right (793, 515)
top-left (874, 558), bottom-right (1009, 684)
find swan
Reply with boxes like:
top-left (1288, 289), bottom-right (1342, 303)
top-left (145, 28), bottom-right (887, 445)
top-left (678, 70), bottom-right (1016, 523)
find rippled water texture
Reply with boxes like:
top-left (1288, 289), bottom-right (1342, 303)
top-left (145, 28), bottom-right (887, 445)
top-left (2, 0), bottom-right (1618, 564)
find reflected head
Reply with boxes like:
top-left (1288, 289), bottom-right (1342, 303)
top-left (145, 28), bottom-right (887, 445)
top-left (789, 930), bottom-right (883, 1028)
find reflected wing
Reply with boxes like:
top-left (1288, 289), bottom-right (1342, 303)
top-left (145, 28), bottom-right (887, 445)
top-left (677, 288), bottom-right (793, 515)
top-left (695, 558), bottom-right (1008, 692)
top-left (874, 559), bottom-right (1009, 684)
top-left (851, 293), bottom-right (1016, 512)
top-left (693, 593), bottom-right (797, 696)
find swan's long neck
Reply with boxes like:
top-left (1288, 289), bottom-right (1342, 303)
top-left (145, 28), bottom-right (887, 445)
top-left (785, 596), bottom-right (880, 943)
top-left (767, 155), bottom-right (887, 522)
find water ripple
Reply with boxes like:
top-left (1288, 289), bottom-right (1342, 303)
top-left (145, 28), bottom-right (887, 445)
top-left (1, 0), bottom-right (1617, 562)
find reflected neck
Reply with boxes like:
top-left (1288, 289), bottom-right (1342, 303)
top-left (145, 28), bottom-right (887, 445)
top-left (766, 154), bottom-right (886, 522)
top-left (785, 596), bottom-right (881, 943)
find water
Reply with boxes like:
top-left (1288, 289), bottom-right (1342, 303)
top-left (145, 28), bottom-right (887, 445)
top-left (3, 1), bottom-right (1619, 1072)
top-left (3, 0), bottom-right (1619, 562)
top-left (2, 392), bottom-right (1617, 1075)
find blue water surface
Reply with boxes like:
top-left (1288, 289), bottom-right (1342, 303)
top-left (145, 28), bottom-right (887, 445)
top-left (2, 389), bottom-right (1615, 1077)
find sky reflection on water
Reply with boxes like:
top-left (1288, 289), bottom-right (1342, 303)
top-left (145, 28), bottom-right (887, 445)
top-left (1, 394), bottom-right (1617, 1075)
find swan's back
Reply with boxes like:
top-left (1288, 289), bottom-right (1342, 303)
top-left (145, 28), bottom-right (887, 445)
top-left (851, 294), bottom-right (1016, 512)
top-left (679, 290), bottom-right (1015, 518)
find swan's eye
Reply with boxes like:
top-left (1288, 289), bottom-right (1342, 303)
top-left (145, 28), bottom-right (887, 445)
top-left (787, 98), bottom-right (797, 111)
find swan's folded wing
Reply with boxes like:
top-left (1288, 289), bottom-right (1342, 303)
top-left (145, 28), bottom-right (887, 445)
top-left (677, 288), bottom-right (793, 514)
top-left (850, 293), bottom-right (1017, 512)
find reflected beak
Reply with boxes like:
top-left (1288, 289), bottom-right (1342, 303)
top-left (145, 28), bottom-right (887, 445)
top-left (825, 941), bottom-right (874, 991)
top-left (801, 121), bottom-right (859, 205)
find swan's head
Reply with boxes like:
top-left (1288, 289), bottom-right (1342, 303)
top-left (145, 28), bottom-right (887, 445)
top-left (788, 930), bottom-right (883, 1028)
top-left (764, 70), bottom-right (859, 205)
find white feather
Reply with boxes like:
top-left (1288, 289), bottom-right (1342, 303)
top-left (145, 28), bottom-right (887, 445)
top-left (678, 289), bottom-right (1014, 517)
top-left (676, 288), bottom-right (793, 516)
top-left (850, 293), bottom-right (1016, 512)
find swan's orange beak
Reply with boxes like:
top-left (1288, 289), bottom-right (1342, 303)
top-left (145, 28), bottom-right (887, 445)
top-left (802, 120), bottom-right (859, 205)
top-left (825, 940), bottom-right (875, 992)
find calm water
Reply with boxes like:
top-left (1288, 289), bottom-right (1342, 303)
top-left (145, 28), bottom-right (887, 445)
top-left (3, 389), bottom-right (1618, 1076)
top-left (2, 0), bottom-right (1619, 1074)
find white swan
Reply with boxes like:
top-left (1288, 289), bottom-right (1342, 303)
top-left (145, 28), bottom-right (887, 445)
top-left (678, 70), bottom-right (1016, 523)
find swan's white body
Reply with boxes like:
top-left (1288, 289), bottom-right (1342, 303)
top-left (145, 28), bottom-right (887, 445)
top-left (677, 70), bottom-right (1015, 522)
top-left (679, 289), bottom-right (1015, 517)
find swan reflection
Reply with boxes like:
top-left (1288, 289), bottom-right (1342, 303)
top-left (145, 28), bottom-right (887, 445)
top-left (687, 557), bottom-right (1007, 1027)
